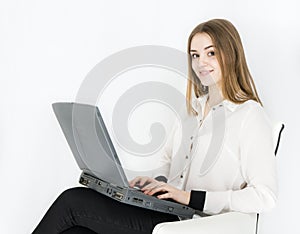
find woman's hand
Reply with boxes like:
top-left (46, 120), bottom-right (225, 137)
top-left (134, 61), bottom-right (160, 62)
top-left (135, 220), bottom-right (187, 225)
top-left (129, 176), bottom-right (191, 205)
top-left (129, 176), bottom-right (158, 189)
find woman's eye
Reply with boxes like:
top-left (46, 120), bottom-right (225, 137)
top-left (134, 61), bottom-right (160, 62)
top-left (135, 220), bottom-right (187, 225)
top-left (208, 51), bottom-right (215, 56)
top-left (191, 54), bottom-right (199, 59)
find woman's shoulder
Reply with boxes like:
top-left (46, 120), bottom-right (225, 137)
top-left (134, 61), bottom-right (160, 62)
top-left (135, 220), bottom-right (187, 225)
top-left (236, 99), bottom-right (273, 128)
top-left (228, 99), bottom-right (272, 126)
top-left (231, 99), bottom-right (266, 115)
top-left (238, 99), bottom-right (262, 109)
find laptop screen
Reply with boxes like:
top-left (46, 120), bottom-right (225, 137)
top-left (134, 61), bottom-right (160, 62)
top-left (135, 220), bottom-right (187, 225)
top-left (52, 102), bottom-right (129, 187)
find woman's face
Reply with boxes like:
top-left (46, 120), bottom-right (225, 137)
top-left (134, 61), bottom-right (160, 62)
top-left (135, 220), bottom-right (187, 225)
top-left (190, 33), bottom-right (222, 88)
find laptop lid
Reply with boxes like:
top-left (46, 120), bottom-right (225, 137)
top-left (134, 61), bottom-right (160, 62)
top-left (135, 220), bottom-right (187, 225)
top-left (52, 102), bottom-right (129, 187)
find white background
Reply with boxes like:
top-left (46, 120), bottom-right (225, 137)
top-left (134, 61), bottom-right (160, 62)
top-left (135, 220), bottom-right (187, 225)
top-left (0, 0), bottom-right (299, 233)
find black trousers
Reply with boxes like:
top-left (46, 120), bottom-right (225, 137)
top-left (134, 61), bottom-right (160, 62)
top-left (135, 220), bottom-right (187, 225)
top-left (32, 187), bottom-right (179, 234)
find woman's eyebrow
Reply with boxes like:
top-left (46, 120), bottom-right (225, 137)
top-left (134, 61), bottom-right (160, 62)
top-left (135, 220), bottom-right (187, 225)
top-left (204, 45), bottom-right (214, 50)
top-left (189, 45), bottom-right (214, 53)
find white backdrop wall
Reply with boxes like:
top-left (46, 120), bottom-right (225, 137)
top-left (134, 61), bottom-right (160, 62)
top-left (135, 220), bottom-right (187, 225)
top-left (0, 0), bottom-right (299, 233)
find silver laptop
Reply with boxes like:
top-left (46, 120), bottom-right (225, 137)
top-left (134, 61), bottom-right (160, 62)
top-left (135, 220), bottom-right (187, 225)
top-left (52, 102), bottom-right (195, 218)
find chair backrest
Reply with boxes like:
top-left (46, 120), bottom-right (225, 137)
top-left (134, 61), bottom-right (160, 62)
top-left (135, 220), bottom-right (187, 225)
top-left (255, 122), bottom-right (285, 234)
top-left (273, 122), bottom-right (285, 156)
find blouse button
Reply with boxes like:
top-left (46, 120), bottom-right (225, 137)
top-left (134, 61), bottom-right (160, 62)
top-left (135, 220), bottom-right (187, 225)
top-left (186, 155), bottom-right (189, 159)
top-left (180, 175), bottom-right (183, 178)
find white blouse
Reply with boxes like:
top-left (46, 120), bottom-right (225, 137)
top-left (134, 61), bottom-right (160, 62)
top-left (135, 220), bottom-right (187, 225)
top-left (156, 94), bottom-right (277, 215)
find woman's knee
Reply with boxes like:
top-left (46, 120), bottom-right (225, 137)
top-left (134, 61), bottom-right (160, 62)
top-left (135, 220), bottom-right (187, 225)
top-left (56, 187), bottom-right (88, 205)
top-left (60, 186), bottom-right (86, 196)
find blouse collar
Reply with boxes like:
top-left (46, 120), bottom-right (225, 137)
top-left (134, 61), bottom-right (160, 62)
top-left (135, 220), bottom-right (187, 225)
top-left (192, 94), bottom-right (240, 116)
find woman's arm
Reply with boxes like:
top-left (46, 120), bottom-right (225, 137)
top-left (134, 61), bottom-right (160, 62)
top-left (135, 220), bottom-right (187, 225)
top-left (202, 104), bottom-right (277, 214)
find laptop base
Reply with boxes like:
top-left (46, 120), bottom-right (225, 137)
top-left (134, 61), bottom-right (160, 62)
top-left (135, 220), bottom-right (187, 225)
top-left (79, 172), bottom-right (195, 219)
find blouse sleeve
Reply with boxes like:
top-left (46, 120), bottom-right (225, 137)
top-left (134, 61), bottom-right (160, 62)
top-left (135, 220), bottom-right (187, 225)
top-left (203, 104), bottom-right (278, 214)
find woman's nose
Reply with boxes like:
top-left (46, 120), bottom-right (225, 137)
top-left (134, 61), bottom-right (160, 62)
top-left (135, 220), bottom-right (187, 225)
top-left (197, 55), bottom-right (207, 66)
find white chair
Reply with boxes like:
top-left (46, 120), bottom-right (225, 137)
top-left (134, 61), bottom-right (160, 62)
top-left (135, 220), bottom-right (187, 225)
top-left (152, 122), bottom-right (284, 234)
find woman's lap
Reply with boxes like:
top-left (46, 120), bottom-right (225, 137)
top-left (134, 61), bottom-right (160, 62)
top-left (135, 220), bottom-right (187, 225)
top-left (32, 187), bottom-right (179, 234)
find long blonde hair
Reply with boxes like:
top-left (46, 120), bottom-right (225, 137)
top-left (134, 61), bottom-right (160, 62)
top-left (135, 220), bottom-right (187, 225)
top-left (186, 19), bottom-right (262, 115)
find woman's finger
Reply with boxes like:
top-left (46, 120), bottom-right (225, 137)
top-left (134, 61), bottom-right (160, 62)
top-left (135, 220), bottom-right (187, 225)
top-left (139, 177), bottom-right (151, 187)
top-left (142, 181), bottom-right (162, 193)
top-left (129, 177), bottom-right (141, 187)
top-left (147, 183), bottom-right (168, 196)
top-left (157, 192), bottom-right (172, 200)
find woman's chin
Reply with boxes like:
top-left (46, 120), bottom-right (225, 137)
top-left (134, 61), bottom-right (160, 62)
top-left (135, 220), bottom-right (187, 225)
top-left (199, 79), bottom-right (214, 87)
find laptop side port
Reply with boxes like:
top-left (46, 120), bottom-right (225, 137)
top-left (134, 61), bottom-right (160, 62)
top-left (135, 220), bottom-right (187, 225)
top-left (132, 197), bottom-right (144, 204)
top-left (112, 191), bottom-right (124, 201)
top-left (79, 177), bottom-right (89, 186)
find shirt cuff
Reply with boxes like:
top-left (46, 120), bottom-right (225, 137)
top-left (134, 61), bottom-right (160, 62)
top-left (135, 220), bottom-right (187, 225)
top-left (188, 190), bottom-right (206, 211)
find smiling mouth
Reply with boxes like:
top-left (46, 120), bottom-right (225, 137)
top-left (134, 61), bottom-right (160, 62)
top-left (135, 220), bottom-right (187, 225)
top-left (199, 70), bottom-right (213, 76)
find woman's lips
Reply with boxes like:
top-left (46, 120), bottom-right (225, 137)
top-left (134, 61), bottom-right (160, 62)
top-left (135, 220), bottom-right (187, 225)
top-left (199, 70), bottom-right (213, 76)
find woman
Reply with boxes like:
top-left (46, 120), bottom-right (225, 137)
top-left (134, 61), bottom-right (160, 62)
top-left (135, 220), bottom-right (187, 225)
top-left (32, 18), bottom-right (277, 234)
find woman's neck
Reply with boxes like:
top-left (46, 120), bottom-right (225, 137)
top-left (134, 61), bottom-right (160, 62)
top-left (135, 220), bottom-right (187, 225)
top-left (207, 84), bottom-right (224, 107)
